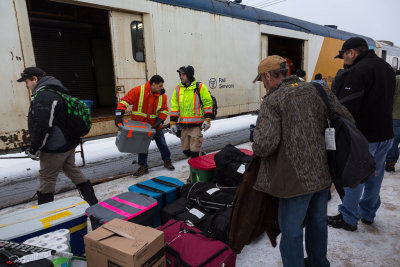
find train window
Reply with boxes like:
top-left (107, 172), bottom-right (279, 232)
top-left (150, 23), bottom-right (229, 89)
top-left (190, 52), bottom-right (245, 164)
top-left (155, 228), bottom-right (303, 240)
top-left (131, 21), bottom-right (145, 62)
top-left (382, 50), bottom-right (387, 60)
top-left (392, 57), bottom-right (398, 70)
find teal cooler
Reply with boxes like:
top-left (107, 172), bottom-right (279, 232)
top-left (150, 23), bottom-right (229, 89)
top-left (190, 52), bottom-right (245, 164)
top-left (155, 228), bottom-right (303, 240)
top-left (128, 176), bottom-right (184, 227)
top-left (0, 197), bottom-right (89, 255)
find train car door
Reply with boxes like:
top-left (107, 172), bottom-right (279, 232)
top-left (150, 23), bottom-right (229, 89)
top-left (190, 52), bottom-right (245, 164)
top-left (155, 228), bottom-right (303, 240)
top-left (109, 11), bottom-right (147, 104)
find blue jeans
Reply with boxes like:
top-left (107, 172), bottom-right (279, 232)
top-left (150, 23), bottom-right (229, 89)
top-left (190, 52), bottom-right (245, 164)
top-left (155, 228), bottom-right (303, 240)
top-left (279, 188), bottom-right (330, 267)
top-left (338, 139), bottom-right (393, 225)
top-left (386, 119), bottom-right (400, 163)
top-left (138, 129), bottom-right (171, 167)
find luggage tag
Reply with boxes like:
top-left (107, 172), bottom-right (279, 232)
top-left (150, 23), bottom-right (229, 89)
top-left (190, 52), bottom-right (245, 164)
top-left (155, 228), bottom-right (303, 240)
top-left (325, 127), bottom-right (336, 150)
top-left (237, 164), bottom-right (246, 174)
top-left (189, 208), bottom-right (205, 219)
top-left (206, 188), bottom-right (220, 195)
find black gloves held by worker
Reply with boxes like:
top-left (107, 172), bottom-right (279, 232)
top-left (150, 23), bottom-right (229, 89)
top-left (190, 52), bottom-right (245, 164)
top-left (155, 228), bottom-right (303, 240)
top-left (115, 109), bottom-right (125, 127)
top-left (153, 117), bottom-right (163, 129)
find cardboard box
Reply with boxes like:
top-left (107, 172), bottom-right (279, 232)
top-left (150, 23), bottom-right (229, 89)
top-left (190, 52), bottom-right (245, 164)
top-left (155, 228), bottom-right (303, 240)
top-left (84, 218), bottom-right (165, 267)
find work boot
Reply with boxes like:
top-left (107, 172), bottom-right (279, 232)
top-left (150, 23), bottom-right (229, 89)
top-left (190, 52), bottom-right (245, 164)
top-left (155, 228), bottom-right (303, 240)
top-left (191, 151), bottom-right (200, 158)
top-left (76, 180), bottom-right (98, 206)
top-left (134, 165), bottom-right (149, 177)
top-left (183, 149), bottom-right (191, 158)
top-left (385, 161), bottom-right (395, 172)
top-left (164, 160), bottom-right (175, 170)
top-left (361, 218), bottom-right (374, 225)
top-left (37, 191), bottom-right (54, 205)
top-left (327, 213), bottom-right (357, 231)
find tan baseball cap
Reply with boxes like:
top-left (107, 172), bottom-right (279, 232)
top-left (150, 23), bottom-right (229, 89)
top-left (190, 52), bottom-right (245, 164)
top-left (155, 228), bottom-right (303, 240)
top-left (253, 55), bottom-right (287, 83)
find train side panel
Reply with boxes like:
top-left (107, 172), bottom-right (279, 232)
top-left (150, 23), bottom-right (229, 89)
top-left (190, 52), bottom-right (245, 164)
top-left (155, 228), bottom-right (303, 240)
top-left (0, 0), bottom-right (35, 151)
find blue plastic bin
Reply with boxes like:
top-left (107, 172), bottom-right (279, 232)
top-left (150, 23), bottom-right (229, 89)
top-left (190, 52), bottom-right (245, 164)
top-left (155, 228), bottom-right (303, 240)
top-left (128, 176), bottom-right (184, 227)
top-left (82, 100), bottom-right (93, 115)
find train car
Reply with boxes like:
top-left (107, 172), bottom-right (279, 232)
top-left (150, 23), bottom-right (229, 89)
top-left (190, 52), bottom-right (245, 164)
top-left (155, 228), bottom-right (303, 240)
top-left (375, 40), bottom-right (400, 71)
top-left (1, 0), bottom-right (376, 152)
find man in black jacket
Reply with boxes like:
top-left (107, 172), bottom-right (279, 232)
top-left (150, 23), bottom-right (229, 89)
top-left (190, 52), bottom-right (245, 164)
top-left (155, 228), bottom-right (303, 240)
top-left (328, 38), bottom-right (395, 231)
top-left (17, 67), bottom-right (98, 206)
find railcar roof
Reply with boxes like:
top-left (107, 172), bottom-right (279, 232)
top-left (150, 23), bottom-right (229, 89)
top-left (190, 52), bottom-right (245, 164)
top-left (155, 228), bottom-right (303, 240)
top-left (151, 0), bottom-right (376, 47)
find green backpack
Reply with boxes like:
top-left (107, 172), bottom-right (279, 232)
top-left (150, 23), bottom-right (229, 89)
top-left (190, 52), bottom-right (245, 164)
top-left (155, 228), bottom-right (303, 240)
top-left (34, 88), bottom-right (92, 138)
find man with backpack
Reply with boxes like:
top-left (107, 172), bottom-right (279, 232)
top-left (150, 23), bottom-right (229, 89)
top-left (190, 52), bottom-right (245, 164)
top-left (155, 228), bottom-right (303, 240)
top-left (328, 37), bottom-right (395, 231)
top-left (115, 75), bottom-right (175, 176)
top-left (17, 67), bottom-right (98, 206)
top-left (170, 66), bottom-right (214, 158)
top-left (251, 55), bottom-right (353, 266)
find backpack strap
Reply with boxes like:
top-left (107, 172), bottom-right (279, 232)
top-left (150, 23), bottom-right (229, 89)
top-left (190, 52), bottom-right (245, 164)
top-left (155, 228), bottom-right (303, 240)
top-left (195, 82), bottom-right (204, 108)
top-left (310, 82), bottom-right (336, 119)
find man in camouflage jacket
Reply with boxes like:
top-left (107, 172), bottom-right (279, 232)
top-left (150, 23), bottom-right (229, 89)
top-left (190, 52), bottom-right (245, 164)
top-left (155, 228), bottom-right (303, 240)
top-left (252, 56), bottom-right (353, 267)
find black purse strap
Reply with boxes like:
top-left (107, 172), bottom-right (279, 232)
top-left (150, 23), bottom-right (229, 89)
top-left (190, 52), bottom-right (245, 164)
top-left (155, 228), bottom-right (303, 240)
top-left (310, 82), bottom-right (334, 116)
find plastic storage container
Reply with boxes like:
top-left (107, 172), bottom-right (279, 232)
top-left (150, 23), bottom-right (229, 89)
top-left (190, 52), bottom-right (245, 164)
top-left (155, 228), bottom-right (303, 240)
top-left (128, 176), bottom-right (184, 227)
top-left (188, 149), bottom-right (253, 182)
top-left (0, 197), bottom-right (89, 255)
top-left (115, 120), bottom-right (155, 153)
top-left (85, 192), bottom-right (157, 230)
top-left (81, 100), bottom-right (93, 115)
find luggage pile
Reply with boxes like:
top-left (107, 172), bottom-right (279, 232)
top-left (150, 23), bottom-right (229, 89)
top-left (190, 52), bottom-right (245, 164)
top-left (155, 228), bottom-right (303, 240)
top-left (0, 144), bottom-right (253, 267)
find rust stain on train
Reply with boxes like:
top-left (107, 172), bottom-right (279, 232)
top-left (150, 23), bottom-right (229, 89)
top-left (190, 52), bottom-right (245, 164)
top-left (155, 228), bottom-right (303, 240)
top-left (0, 129), bottom-right (29, 152)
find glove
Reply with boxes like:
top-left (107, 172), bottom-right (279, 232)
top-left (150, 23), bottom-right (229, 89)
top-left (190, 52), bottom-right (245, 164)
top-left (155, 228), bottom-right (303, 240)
top-left (201, 118), bottom-right (211, 131)
top-left (170, 121), bottom-right (178, 135)
top-left (25, 147), bottom-right (40, 161)
top-left (153, 118), bottom-right (163, 129)
top-left (115, 109), bottom-right (125, 127)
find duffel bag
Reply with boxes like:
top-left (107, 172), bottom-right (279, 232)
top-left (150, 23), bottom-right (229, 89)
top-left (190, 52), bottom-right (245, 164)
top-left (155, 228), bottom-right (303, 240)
top-left (212, 144), bottom-right (251, 186)
top-left (158, 220), bottom-right (236, 267)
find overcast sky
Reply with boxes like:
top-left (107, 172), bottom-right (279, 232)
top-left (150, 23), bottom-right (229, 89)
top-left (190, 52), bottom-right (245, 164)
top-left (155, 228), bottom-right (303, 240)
top-left (242, 0), bottom-right (400, 47)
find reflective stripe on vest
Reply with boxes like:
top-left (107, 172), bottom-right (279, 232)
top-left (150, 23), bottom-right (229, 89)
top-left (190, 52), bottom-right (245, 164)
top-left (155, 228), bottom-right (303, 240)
top-left (120, 100), bottom-right (130, 108)
top-left (180, 117), bottom-right (204, 123)
top-left (132, 85), bottom-right (147, 117)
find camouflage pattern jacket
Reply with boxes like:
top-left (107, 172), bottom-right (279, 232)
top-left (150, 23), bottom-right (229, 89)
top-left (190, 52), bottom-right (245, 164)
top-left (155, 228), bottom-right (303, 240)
top-left (252, 76), bottom-right (354, 198)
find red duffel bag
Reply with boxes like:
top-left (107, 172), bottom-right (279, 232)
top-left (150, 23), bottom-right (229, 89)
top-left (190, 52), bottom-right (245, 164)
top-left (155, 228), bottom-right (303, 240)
top-left (158, 220), bottom-right (236, 267)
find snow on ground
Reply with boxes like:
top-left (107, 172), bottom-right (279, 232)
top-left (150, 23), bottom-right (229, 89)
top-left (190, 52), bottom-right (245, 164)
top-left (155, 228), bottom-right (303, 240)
top-left (0, 141), bottom-right (399, 266)
top-left (0, 114), bottom-right (257, 183)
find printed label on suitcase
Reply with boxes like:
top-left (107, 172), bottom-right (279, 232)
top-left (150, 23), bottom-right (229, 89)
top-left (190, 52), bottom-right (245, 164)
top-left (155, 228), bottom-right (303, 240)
top-left (206, 188), bottom-right (220, 195)
top-left (189, 208), bottom-right (204, 219)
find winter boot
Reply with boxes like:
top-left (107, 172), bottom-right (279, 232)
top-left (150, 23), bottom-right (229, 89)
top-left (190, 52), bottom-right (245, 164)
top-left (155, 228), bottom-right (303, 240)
top-left (191, 151), bottom-right (200, 158)
top-left (385, 161), bottom-right (396, 172)
top-left (37, 191), bottom-right (54, 205)
top-left (76, 180), bottom-right (98, 206)
top-left (134, 165), bottom-right (149, 177)
top-left (164, 160), bottom-right (175, 170)
top-left (183, 149), bottom-right (191, 158)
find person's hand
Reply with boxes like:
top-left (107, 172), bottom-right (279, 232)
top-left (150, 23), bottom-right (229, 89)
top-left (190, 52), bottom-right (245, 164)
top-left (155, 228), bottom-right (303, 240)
top-left (25, 147), bottom-right (40, 161)
top-left (170, 121), bottom-right (178, 135)
top-left (201, 118), bottom-right (211, 131)
top-left (115, 109), bottom-right (125, 127)
top-left (153, 118), bottom-right (163, 129)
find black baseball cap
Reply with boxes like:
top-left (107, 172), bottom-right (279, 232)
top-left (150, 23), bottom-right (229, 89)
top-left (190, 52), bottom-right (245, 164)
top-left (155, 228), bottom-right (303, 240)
top-left (17, 67), bottom-right (45, 82)
top-left (334, 37), bottom-right (368, 59)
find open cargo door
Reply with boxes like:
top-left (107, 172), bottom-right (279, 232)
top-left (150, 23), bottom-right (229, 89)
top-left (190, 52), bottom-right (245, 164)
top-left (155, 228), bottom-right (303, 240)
top-left (109, 11), bottom-right (147, 104)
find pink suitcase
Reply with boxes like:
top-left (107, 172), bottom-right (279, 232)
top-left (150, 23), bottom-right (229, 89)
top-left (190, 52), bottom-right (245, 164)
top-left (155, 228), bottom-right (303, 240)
top-left (158, 219), bottom-right (236, 267)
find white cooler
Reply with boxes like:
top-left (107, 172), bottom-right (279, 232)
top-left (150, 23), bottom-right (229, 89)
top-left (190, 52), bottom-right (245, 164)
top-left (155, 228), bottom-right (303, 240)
top-left (0, 197), bottom-right (89, 255)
